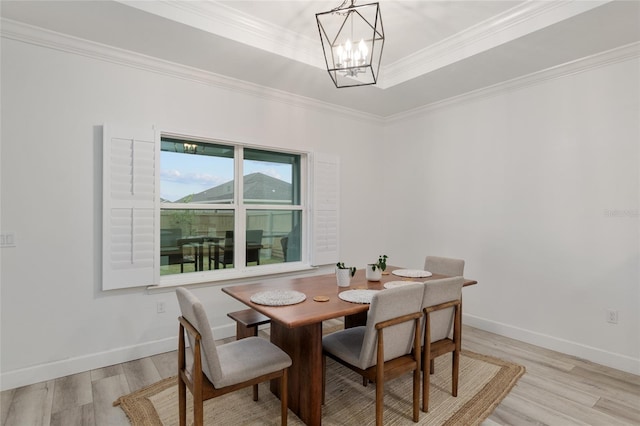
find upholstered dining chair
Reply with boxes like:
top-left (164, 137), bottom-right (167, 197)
top-left (420, 276), bottom-right (464, 412)
top-left (322, 284), bottom-right (425, 425)
top-left (424, 256), bottom-right (465, 277)
top-left (176, 287), bottom-right (292, 426)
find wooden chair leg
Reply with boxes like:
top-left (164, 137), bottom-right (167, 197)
top-left (376, 339), bottom-right (386, 426)
top-left (194, 387), bottom-right (203, 426)
top-left (430, 358), bottom-right (435, 374)
top-left (281, 369), bottom-right (288, 426)
top-left (413, 363), bottom-right (420, 422)
top-left (452, 350), bottom-right (460, 397)
top-left (375, 376), bottom-right (384, 426)
top-left (423, 340), bottom-right (431, 412)
top-left (178, 375), bottom-right (187, 426)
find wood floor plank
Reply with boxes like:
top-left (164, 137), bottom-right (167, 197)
top-left (91, 374), bottom-right (129, 426)
top-left (559, 366), bottom-right (640, 409)
top-left (594, 396), bottom-right (640, 425)
top-left (570, 356), bottom-right (640, 385)
top-left (520, 373), bottom-right (600, 407)
top-left (150, 350), bottom-right (177, 380)
top-left (50, 403), bottom-right (95, 426)
top-left (89, 363), bottom-right (124, 383)
top-left (569, 365), bottom-right (640, 396)
top-left (511, 379), bottom-right (634, 426)
top-left (1, 388), bottom-right (15, 426)
top-left (51, 371), bottom-right (92, 414)
top-left (3, 380), bottom-right (55, 426)
top-left (491, 392), bottom-right (589, 426)
top-left (121, 357), bottom-right (162, 393)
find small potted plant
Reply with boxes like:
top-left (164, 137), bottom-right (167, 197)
top-left (365, 254), bottom-right (388, 281)
top-left (335, 262), bottom-right (356, 287)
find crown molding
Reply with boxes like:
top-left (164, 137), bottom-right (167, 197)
top-left (115, 0), bottom-right (325, 69)
top-left (385, 41), bottom-right (640, 124)
top-left (1, 18), bottom-right (380, 123)
top-left (381, 0), bottom-right (612, 88)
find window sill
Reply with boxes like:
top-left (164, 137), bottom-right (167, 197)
top-left (147, 263), bottom-right (320, 293)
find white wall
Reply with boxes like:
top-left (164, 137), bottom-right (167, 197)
top-left (2, 28), bottom-right (638, 391)
top-left (0, 35), bottom-right (386, 390)
top-left (383, 54), bottom-right (640, 374)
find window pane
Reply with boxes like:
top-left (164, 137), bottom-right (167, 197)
top-left (246, 210), bottom-right (301, 265)
top-left (160, 137), bottom-right (234, 204)
top-left (243, 148), bottom-right (300, 205)
top-left (160, 209), bottom-right (234, 275)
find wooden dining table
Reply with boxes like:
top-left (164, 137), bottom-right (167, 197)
top-left (221, 266), bottom-right (477, 426)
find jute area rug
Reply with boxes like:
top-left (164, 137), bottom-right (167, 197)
top-left (115, 350), bottom-right (524, 426)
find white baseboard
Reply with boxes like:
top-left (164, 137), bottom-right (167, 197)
top-left (0, 323), bottom-right (236, 391)
top-left (463, 313), bottom-right (640, 376)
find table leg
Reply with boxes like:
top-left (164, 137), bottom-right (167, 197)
top-left (270, 321), bottom-right (323, 426)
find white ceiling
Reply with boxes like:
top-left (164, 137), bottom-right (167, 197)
top-left (2, 0), bottom-right (639, 117)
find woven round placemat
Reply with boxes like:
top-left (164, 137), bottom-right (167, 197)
top-left (250, 290), bottom-right (306, 306)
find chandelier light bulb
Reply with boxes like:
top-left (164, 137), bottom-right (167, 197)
top-left (359, 39), bottom-right (368, 62)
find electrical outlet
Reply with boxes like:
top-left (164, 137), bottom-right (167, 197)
top-left (0, 232), bottom-right (16, 247)
top-left (606, 309), bottom-right (618, 324)
top-left (157, 301), bottom-right (166, 314)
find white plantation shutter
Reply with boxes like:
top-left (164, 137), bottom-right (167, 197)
top-left (311, 153), bottom-right (339, 266)
top-left (102, 124), bottom-right (157, 290)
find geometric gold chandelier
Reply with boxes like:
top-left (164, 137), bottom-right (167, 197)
top-left (316, 0), bottom-right (385, 88)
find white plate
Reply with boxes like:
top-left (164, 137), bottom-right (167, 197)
top-left (338, 289), bottom-right (379, 304)
top-left (383, 280), bottom-right (423, 289)
top-left (250, 290), bottom-right (307, 306)
top-left (392, 269), bottom-right (433, 278)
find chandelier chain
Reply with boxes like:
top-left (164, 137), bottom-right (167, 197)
top-left (331, 0), bottom-right (356, 13)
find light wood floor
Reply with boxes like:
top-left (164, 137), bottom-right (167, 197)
top-left (2, 324), bottom-right (639, 426)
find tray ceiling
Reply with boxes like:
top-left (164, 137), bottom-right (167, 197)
top-left (2, 0), bottom-right (639, 117)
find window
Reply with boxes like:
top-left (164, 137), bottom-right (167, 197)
top-left (102, 125), bottom-right (337, 291)
top-left (159, 137), bottom-right (305, 277)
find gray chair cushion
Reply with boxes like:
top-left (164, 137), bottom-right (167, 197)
top-left (216, 337), bottom-right (292, 387)
top-left (424, 256), bottom-right (465, 277)
top-left (321, 326), bottom-right (366, 367)
top-left (324, 284), bottom-right (424, 370)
